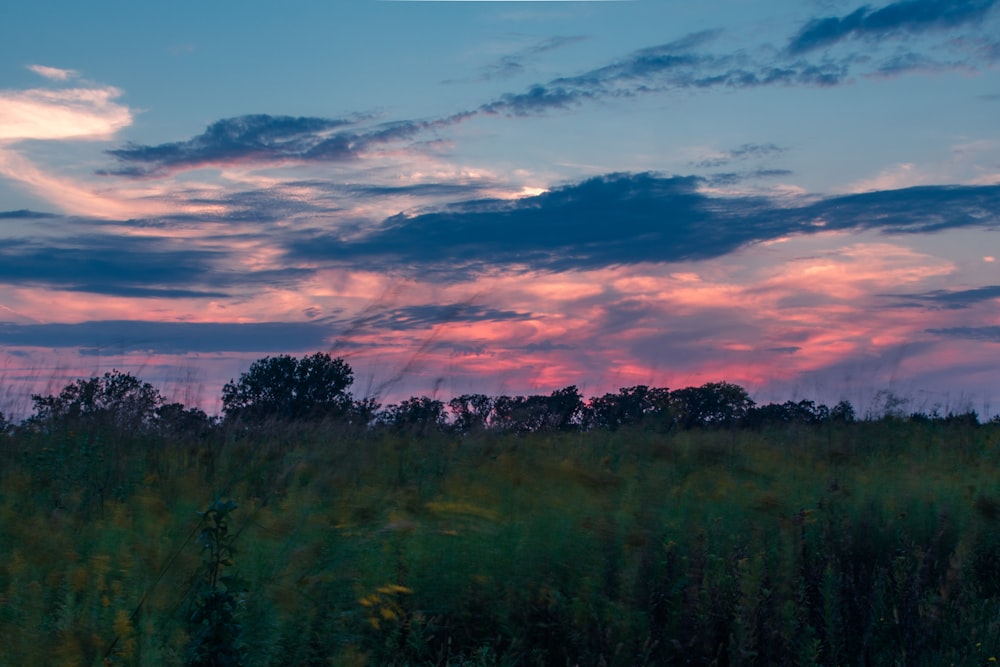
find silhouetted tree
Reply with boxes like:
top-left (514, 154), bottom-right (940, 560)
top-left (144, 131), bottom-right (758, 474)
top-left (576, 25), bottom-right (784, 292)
top-left (545, 385), bottom-right (585, 431)
top-left (669, 382), bottom-right (754, 429)
top-left (831, 400), bottom-right (856, 423)
top-left (492, 386), bottom-right (584, 433)
top-left (745, 399), bottom-right (830, 427)
top-left (378, 396), bottom-right (448, 435)
top-left (448, 394), bottom-right (494, 434)
top-left (30, 370), bottom-right (163, 432)
top-left (584, 385), bottom-right (671, 430)
top-left (221, 353), bottom-right (354, 424)
top-left (347, 397), bottom-right (382, 429)
top-left (154, 403), bottom-right (216, 441)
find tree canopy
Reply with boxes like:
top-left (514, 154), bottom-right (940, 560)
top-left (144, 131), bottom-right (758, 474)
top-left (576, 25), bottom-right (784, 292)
top-left (30, 370), bottom-right (163, 432)
top-left (221, 352), bottom-right (354, 423)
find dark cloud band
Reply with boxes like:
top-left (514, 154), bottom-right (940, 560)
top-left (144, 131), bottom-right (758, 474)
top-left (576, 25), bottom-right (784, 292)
top-left (788, 0), bottom-right (999, 54)
top-left (286, 173), bottom-right (1000, 276)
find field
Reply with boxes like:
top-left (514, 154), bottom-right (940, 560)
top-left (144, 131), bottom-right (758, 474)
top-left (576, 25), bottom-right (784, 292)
top-left (2, 411), bottom-right (1000, 666)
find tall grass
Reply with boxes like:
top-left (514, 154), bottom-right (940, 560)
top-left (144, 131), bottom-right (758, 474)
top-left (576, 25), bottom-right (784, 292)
top-left (1, 418), bottom-right (999, 665)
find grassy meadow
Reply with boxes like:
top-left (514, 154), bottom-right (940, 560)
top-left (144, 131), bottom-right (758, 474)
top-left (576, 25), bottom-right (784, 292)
top-left (2, 412), bottom-right (1000, 666)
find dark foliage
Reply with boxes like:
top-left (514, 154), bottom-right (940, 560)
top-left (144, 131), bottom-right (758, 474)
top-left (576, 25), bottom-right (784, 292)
top-left (377, 396), bottom-right (448, 435)
top-left (186, 499), bottom-right (246, 667)
top-left (155, 403), bottom-right (216, 441)
top-left (745, 399), bottom-right (831, 427)
top-left (831, 399), bottom-right (857, 423)
top-left (29, 369), bottom-right (163, 433)
top-left (584, 384), bottom-right (672, 430)
top-left (448, 393), bottom-right (494, 434)
top-left (669, 381), bottom-right (755, 428)
top-left (491, 385), bottom-right (585, 433)
top-left (221, 353), bottom-right (354, 424)
top-left (347, 396), bottom-right (382, 429)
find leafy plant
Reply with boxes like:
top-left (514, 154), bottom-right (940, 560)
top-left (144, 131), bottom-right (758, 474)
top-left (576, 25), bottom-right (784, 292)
top-left (186, 499), bottom-right (246, 667)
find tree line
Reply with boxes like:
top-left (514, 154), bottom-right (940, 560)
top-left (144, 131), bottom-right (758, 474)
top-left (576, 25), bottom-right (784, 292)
top-left (0, 352), bottom-right (986, 439)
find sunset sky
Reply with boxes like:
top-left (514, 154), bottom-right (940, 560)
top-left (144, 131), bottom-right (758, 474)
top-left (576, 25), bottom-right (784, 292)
top-left (1, 0), bottom-right (999, 417)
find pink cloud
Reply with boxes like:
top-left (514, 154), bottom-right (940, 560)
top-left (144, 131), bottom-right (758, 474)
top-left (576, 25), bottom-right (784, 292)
top-left (0, 147), bottom-right (188, 218)
top-left (26, 64), bottom-right (78, 81)
top-left (0, 86), bottom-right (131, 142)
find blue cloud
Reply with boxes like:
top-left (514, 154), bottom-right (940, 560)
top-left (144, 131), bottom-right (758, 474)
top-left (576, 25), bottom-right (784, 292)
top-left (476, 34), bottom-right (851, 116)
top-left (470, 35), bottom-right (589, 82)
top-left (0, 223), bottom-right (313, 297)
top-left (0, 209), bottom-right (57, 219)
top-left (926, 325), bottom-right (1000, 342)
top-left (0, 320), bottom-right (334, 354)
top-left (285, 173), bottom-right (1000, 277)
top-left (788, 0), bottom-right (998, 54)
top-left (101, 114), bottom-right (445, 177)
top-left (693, 143), bottom-right (786, 168)
top-left (104, 115), bottom-right (355, 175)
top-left (704, 169), bottom-right (794, 186)
top-left (890, 285), bottom-right (1000, 308)
top-left (0, 236), bottom-right (224, 294)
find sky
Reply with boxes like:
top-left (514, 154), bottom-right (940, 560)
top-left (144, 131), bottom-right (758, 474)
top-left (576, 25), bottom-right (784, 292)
top-left (1, 0), bottom-right (999, 418)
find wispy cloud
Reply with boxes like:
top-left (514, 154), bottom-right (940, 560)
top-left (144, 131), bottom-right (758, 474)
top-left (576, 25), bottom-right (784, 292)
top-left (703, 169), bottom-right (794, 186)
top-left (96, 32), bottom-right (848, 179)
top-left (0, 73), bottom-right (140, 216)
top-left (27, 64), bottom-right (79, 81)
top-left (0, 320), bottom-right (335, 354)
top-left (103, 114), bottom-right (363, 176)
top-left (692, 143), bottom-right (786, 169)
top-left (0, 85), bottom-right (131, 142)
top-left (101, 113), bottom-right (471, 177)
top-left (100, 6), bottom-right (996, 182)
top-left (927, 325), bottom-right (1000, 342)
top-left (787, 0), bottom-right (999, 54)
top-left (0, 147), bottom-right (169, 218)
top-left (470, 35), bottom-right (588, 82)
top-left (891, 284), bottom-right (1000, 308)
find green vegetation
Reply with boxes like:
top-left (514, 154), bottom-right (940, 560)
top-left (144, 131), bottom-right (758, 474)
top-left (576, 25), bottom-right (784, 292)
top-left (1, 357), bottom-right (999, 665)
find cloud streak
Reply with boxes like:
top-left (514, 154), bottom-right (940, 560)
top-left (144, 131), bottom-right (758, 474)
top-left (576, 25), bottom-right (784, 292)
top-left (286, 173), bottom-right (1000, 276)
top-left (693, 143), bottom-right (786, 169)
top-left (27, 64), bottom-right (79, 81)
top-left (475, 32), bottom-right (852, 116)
top-left (0, 320), bottom-right (335, 354)
top-left (102, 113), bottom-right (474, 177)
top-left (103, 114), bottom-right (363, 176)
top-left (470, 35), bottom-right (589, 82)
top-left (927, 325), bottom-right (1000, 342)
top-left (0, 235), bottom-right (227, 296)
top-left (0, 85), bottom-right (131, 142)
top-left (788, 0), bottom-right (999, 54)
top-left (891, 285), bottom-right (1000, 308)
